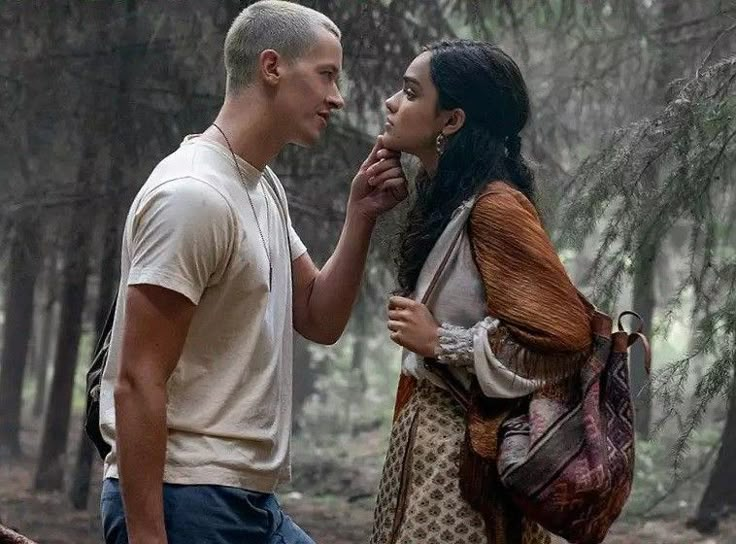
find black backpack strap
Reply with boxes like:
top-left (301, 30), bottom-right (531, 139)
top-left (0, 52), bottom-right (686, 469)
top-left (84, 298), bottom-right (117, 460)
top-left (94, 299), bottom-right (117, 355)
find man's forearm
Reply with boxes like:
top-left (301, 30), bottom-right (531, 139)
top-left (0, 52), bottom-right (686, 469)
top-left (305, 209), bottom-right (375, 343)
top-left (114, 376), bottom-right (168, 544)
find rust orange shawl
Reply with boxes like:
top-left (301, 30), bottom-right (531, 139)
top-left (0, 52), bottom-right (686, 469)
top-left (470, 181), bottom-right (591, 377)
top-left (394, 180), bottom-right (592, 418)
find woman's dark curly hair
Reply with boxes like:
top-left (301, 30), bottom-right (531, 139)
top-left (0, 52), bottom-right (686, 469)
top-left (396, 39), bottom-right (536, 295)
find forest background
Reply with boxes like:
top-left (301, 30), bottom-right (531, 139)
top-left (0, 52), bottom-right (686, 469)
top-left (1, 1), bottom-right (735, 542)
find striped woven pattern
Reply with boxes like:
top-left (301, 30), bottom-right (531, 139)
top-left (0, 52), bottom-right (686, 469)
top-left (497, 329), bottom-right (636, 544)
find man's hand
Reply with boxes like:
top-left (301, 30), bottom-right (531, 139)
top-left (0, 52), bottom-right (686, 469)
top-left (348, 135), bottom-right (408, 221)
top-left (387, 296), bottom-right (441, 358)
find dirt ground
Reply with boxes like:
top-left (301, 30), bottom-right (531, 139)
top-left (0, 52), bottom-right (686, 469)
top-left (2, 425), bottom-right (736, 544)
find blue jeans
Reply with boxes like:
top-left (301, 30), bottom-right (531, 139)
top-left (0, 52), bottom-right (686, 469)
top-left (100, 478), bottom-right (315, 544)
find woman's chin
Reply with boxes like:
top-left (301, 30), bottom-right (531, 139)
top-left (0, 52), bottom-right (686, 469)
top-left (380, 133), bottom-right (404, 153)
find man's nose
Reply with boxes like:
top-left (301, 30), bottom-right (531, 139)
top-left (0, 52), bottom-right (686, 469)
top-left (329, 87), bottom-right (345, 110)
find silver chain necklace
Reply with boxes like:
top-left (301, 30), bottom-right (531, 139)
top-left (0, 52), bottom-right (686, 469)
top-left (211, 123), bottom-right (272, 291)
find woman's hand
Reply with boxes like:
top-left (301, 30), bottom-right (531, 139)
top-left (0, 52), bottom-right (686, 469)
top-left (387, 296), bottom-right (440, 358)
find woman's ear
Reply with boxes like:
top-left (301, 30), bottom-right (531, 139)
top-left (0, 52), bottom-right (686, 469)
top-left (442, 108), bottom-right (466, 137)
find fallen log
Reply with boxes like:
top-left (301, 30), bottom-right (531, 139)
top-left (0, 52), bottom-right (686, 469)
top-left (0, 524), bottom-right (38, 544)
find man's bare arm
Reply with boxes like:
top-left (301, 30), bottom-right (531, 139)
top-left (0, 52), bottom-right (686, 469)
top-left (292, 138), bottom-right (407, 344)
top-left (114, 284), bottom-right (195, 544)
top-left (291, 212), bottom-right (375, 344)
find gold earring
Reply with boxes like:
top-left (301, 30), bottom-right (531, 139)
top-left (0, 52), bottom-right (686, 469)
top-left (436, 133), bottom-right (448, 156)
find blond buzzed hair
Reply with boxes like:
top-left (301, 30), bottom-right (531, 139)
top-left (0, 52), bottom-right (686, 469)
top-left (224, 0), bottom-right (341, 95)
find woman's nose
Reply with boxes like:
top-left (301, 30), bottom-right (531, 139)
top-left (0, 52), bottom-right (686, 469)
top-left (385, 91), bottom-right (399, 112)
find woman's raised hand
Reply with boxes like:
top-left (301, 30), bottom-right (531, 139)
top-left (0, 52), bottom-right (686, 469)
top-left (387, 296), bottom-right (440, 358)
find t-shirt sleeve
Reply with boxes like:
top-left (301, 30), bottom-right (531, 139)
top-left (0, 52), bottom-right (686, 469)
top-left (288, 220), bottom-right (307, 261)
top-left (127, 178), bottom-right (237, 305)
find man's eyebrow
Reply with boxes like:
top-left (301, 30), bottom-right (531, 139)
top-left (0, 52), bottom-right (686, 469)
top-left (318, 63), bottom-right (341, 73)
top-left (403, 76), bottom-right (421, 87)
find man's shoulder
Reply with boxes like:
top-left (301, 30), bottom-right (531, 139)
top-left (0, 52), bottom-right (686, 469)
top-left (129, 161), bottom-right (235, 231)
top-left (152, 140), bottom-right (215, 179)
top-left (136, 175), bottom-right (233, 217)
top-left (139, 142), bottom-right (232, 203)
top-left (263, 165), bottom-right (282, 187)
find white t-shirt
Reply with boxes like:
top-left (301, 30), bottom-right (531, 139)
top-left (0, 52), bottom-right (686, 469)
top-left (100, 135), bottom-right (307, 492)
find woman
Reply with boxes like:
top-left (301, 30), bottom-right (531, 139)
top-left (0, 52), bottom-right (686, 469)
top-left (370, 40), bottom-right (592, 544)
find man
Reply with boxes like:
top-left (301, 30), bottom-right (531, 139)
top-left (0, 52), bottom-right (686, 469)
top-left (98, 2), bottom-right (407, 543)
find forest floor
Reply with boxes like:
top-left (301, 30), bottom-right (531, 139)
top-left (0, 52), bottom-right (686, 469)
top-left (2, 422), bottom-right (736, 544)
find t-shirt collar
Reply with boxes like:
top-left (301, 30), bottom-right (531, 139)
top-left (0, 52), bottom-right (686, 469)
top-left (182, 134), bottom-right (263, 185)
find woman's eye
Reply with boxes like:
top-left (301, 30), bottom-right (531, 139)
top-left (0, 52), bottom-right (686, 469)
top-left (403, 88), bottom-right (416, 99)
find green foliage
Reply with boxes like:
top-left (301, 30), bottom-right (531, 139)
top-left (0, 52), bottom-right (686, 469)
top-left (557, 56), bottom-right (736, 467)
top-left (624, 424), bottom-right (722, 519)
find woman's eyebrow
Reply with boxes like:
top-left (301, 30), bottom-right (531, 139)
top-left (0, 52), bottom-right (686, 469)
top-left (402, 76), bottom-right (421, 88)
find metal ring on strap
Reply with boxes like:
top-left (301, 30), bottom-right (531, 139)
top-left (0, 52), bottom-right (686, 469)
top-left (617, 312), bottom-right (652, 375)
top-left (617, 310), bottom-right (644, 334)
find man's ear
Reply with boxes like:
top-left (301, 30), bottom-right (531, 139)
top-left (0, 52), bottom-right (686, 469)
top-left (259, 49), bottom-right (281, 86)
top-left (442, 108), bottom-right (466, 137)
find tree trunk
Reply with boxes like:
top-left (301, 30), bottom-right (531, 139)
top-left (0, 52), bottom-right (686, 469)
top-left (691, 358), bottom-right (736, 533)
top-left (32, 249), bottom-right (60, 418)
top-left (0, 213), bottom-right (41, 458)
top-left (33, 219), bottom-right (93, 491)
top-left (33, 0), bottom-right (112, 492)
top-left (32, 281), bottom-right (58, 418)
top-left (69, 206), bottom-right (123, 509)
top-left (225, 0), bottom-right (245, 23)
top-left (629, 0), bottom-right (684, 440)
top-left (34, 161), bottom-right (96, 492)
top-left (631, 237), bottom-right (658, 440)
top-left (347, 301), bottom-right (369, 435)
top-left (292, 334), bottom-right (316, 433)
top-left (351, 304), bottom-right (369, 394)
top-left (68, 425), bottom-right (96, 510)
top-left (69, 0), bottom-right (135, 508)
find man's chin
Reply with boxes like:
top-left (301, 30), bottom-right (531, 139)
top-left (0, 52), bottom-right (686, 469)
top-left (289, 130), bottom-right (322, 148)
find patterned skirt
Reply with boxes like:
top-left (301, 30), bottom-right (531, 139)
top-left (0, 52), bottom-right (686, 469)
top-left (370, 379), bottom-right (550, 544)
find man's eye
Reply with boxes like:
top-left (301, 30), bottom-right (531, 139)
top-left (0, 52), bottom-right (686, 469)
top-left (403, 88), bottom-right (416, 99)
